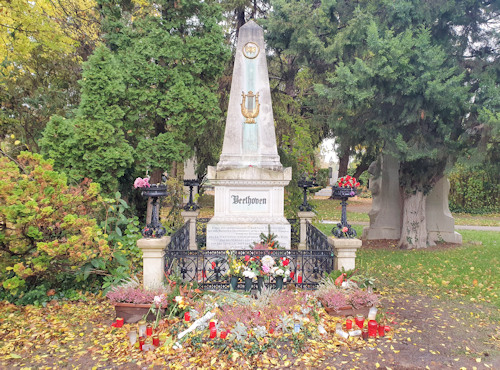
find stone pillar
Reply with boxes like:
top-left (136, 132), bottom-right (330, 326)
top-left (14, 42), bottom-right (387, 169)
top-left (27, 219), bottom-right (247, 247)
top-left (328, 237), bottom-right (362, 271)
top-left (137, 236), bottom-right (170, 289)
top-left (181, 210), bottom-right (200, 250)
top-left (426, 178), bottom-right (462, 244)
top-left (297, 211), bottom-right (315, 250)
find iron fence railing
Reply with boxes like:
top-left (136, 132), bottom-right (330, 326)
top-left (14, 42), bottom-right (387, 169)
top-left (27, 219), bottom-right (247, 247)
top-left (165, 248), bottom-right (334, 290)
top-left (306, 221), bottom-right (330, 251)
top-left (166, 221), bottom-right (190, 250)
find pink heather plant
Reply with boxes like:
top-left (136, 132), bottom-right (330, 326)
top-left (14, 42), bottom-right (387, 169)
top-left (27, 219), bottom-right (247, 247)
top-left (348, 289), bottom-right (379, 309)
top-left (321, 291), bottom-right (348, 311)
top-left (106, 286), bottom-right (169, 305)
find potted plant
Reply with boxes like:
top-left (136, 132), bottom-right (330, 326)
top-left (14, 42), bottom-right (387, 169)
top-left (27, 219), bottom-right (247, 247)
top-left (106, 277), bottom-right (171, 323)
top-left (271, 257), bottom-right (291, 289)
top-left (225, 251), bottom-right (244, 291)
top-left (315, 275), bottom-right (379, 316)
top-left (242, 255), bottom-right (261, 292)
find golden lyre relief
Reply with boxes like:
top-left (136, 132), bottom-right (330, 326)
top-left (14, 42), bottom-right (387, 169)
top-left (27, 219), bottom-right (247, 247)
top-left (241, 91), bottom-right (260, 124)
top-left (243, 42), bottom-right (259, 59)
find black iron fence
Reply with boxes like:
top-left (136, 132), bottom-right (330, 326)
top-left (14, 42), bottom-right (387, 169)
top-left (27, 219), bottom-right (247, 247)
top-left (306, 221), bottom-right (330, 251)
top-left (166, 221), bottom-right (189, 250)
top-left (165, 248), bottom-right (334, 290)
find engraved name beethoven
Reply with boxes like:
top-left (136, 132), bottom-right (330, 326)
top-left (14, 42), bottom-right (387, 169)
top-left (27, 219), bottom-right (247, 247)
top-left (231, 195), bottom-right (267, 205)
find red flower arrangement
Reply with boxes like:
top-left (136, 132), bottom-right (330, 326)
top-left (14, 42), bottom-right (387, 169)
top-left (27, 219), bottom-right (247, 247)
top-left (337, 175), bottom-right (360, 188)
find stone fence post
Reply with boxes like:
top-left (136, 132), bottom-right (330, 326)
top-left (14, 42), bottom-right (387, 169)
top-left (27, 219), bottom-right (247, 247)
top-left (181, 210), bottom-right (200, 250)
top-left (137, 236), bottom-right (170, 289)
top-left (297, 211), bottom-right (315, 250)
top-left (327, 237), bottom-right (362, 271)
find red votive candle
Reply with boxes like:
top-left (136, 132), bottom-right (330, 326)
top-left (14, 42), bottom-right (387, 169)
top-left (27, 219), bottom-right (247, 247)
top-left (368, 320), bottom-right (378, 338)
top-left (290, 271), bottom-right (295, 279)
top-left (220, 331), bottom-right (227, 339)
top-left (152, 334), bottom-right (160, 346)
top-left (139, 336), bottom-right (146, 351)
top-left (116, 317), bottom-right (124, 327)
top-left (209, 321), bottom-right (216, 329)
top-left (210, 328), bottom-right (217, 339)
top-left (184, 312), bottom-right (191, 322)
top-left (269, 328), bottom-right (274, 334)
top-left (146, 324), bottom-right (153, 336)
top-left (346, 319), bottom-right (353, 330)
top-left (355, 314), bottom-right (365, 329)
top-left (378, 323), bottom-right (385, 337)
top-left (298, 275), bottom-right (303, 283)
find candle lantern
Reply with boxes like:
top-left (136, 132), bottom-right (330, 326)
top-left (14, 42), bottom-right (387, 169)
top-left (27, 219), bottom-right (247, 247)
top-left (378, 323), bottom-right (385, 337)
top-left (298, 275), bottom-right (303, 284)
top-left (368, 320), bottom-right (378, 338)
top-left (355, 314), bottom-right (365, 329)
top-left (185, 312), bottom-right (191, 322)
top-left (152, 334), bottom-right (160, 346)
top-left (128, 330), bottom-right (137, 346)
top-left (139, 336), bottom-right (146, 351)
top-left (138, 320), bottom-right (147, 337)
top-left (146, 324), bottom-right (153, 336)
top-left (346, 317), bottom-right (353, 330)
top-left (368, 307), bottom-right (378, 321)
top-left (220, 331), bottom-right (227, 339)
top-left (210, 328), bottom-right (217, 339)
top-left (362, 327), bottom-right (369, 340)
top-left (116, 317), bottom-right (124, 327)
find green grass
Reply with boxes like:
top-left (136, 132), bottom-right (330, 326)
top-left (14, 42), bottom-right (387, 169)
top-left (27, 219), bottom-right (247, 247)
top-left (453, 212), bottom-right (500, 226)
top-left (357, 230), bottom-right (500, 308)
top-left (310, 199), bottom-right (370, 222)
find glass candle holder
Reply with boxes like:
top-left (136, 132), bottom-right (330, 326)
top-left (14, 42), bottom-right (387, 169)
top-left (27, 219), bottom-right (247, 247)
top-left (210, 328), bottom-right (217, 339)
top-left (378, 323), bottom-right (385, 337)
top-left (152, 334), bottom-right (160, 346)
top-left (346, 317), bottom-right (353, 330)
top-left (368, 307), bottom-right (378, 321)
top-left (116, 317), bottom-right (124, 327)
top-left (368, 320), bottom-right (378, 337)
top-left (146, 324), bottom-right (153, 336)
top-left (138, 320), bottom-right (147, 337)
top-left (128, 330), bottom-right (137, 346)
top-left (184, 312), bottom-right (191, 322)
top-left (362, 327), bottom-right (369, 340)
top-left (355, 314), bottom-right (365, 329)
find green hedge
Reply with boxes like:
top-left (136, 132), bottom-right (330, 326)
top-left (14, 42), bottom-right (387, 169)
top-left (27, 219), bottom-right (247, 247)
top-left (449, 163), bottom-right (500, 213)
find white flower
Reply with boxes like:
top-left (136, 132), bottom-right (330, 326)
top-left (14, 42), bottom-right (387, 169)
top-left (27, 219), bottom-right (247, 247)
top-left (275, 268), bottom-right (284, 276)
top-left (154, 295), bottom-right (162, 305)
top-left (261, 255), bottom-right (275, 268)
top-left (285, 270), bottom-right (290, 276)
top-left (243, 270), bottom-right (257, 279)
top-left (175, 296), bottom-right (184, 304)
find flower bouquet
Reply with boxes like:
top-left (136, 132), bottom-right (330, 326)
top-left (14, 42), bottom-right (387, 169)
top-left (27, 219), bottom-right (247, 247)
top-left (226, 251), bottom-right (245, 291)
top-left (271, 257), bottom-right (291, 289)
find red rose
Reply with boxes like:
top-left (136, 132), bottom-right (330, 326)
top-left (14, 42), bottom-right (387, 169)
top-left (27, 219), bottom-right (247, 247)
top-left (355, 182), bottom-right (360, 187)
top-left (245, 255), bottom-right (250, 262)
top-left (282, 259), bottom-right (289, 266)
top-left (346, 175), bottom-right (351, 180)
top-left (211, 261), bottom-right (216, 269)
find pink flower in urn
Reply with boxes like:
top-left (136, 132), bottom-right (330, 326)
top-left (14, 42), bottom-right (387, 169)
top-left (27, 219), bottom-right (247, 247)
top-left (262, 265), bottom-right (270, 274)
top-left (134, 177), bottom-right (151, 189)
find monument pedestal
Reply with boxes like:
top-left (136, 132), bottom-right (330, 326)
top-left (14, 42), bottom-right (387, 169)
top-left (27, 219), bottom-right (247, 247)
top-left (297, 211), bottom-right (315, 250)
top-left (328, 237), bottom-right (362, 271)
top-left (137, 236), bottom-right (170, 289)
top-left (207, 166), bottom-right (291, 249)
top-left (181, 210), bottom-right (200, 250)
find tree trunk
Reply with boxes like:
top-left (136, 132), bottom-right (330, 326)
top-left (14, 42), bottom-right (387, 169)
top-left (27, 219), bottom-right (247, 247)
top-left (338, 147), bottom-right (350, 177)
top-left (399, 190), bottom-right (433, 249)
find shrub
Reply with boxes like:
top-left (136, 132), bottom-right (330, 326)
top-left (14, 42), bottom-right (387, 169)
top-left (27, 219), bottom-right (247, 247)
top-left (0, 152), bottom-right (112, 301)
top-left (449, 163), bottom-right (500, 213)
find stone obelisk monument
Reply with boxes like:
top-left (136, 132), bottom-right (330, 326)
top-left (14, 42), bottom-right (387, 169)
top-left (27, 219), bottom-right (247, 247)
top-left (206, 20), bottom-right (292, 249)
